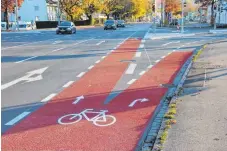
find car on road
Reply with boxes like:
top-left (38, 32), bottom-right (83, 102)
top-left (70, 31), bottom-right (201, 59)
top-left (56, 21), bottom-right (76, 34)
top-left (116, 20), bottom-right (125, 27)
top-left (104, 20), bottom-right (117, 30)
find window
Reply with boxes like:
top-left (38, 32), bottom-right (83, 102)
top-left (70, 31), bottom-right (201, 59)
top-left (34, 6), bottom-right (39, 11)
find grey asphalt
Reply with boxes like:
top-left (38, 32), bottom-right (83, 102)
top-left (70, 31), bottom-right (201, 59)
top-left (163, 40), bottom-right (227, 151)
top-left (2, 23), bottom-right (227, 136)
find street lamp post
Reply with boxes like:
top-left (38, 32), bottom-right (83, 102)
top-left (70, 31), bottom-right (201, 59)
top-left (57, 0), bottom-right (60, 26)
top-left (15, 0), bottom-right (19, 31)
top-left (181, 0), bottom-right (184, 33)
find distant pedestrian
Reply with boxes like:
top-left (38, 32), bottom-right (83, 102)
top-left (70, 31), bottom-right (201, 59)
top-left (177, 24), bottom-right (180, 31)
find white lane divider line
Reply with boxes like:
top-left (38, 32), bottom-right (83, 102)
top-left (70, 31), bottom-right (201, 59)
top-left (95, 60), bottom-right (100, 64)
top-left (161, 56), bottom-right (166, 59)
top-left (41, 93), bottom-right (57, 102)
top-left (88, 65), bottom-right (94, 70)
top-left (173, 50), bottom-right (176, 52)
top-left (139, 71), bottom-right (146, 76)
top-left (135, 52), bottom-right (142, 57)
top-left (168, 52), bottom-right (172, 55)
top-left (181, 45), bottom-right (185, 47)
top-left (101, 56), bottom-right (106, 59)
top-left (111, 50), bottom-right (114, 52)
top-left (15, 56), bottom-right (38, 64)
top-left (147, 65), bottom-right (153, 69)
top-left (63, 81), bottom-right (74, 88)
top-left (77, 72), bottom-right (85, 78)
top-left (52, 47), bottom-right (64, 52)
top-left (125, 63), bottom-right (137, 74)
top-left (113, 46), bottom-right (117, 49)
top-left (52, 41), bottom-right (63, 44)
top-left (5, 111), bottom-right (31, 126)
top-left (139, 44), bottom-right (144, 48)
top-left (141, 39), bottom-right (146, 43)
top-left (177, 47), bottom-right (181, 49)
top-left (162, 41), bottom-right (180, 46)
top-left (96, 40), bottom-right (105, 46)
top-left (127, 79), bottom-right (137, 85)
top-left (155, 60), bottom-right (160, 63)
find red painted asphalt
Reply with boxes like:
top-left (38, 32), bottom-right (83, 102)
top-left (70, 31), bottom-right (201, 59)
top-left (2, 45), bottom-right (192, 150)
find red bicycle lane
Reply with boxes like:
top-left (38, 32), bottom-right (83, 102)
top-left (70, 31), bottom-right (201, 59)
top-left (2, 50), bottom-right (193, 150)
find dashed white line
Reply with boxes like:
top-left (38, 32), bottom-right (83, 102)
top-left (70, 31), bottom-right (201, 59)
top-left (5, 111), bottom-right (31, 125)
top-left (141, 39), bottom-right (146, 43)
top-left (41, 93), bottom-right (57, 102)
top-left (15, 56), bottom-right (38, 64)
top-left (177, 47), bottom-right (181, 49)
top-left (127, 79), bottom-right (137, 85)
top-left (161, 56), bottom-right (166, 59)
top-left (77, 72), bottom-right (85, 78)
top-left (135, 52), bottom-right (142, 57)
top-left (148, 65), bottom-right (153, 69)
top-left (63, 81), bottom-right (74, 88)
top-left (88, 65), bottom-right (94, 69)
top-left (96, 40), bottom-right (105, 46)
top-left (101, 56), bottom-right (106, 59)
top-left (125, 63), bottom-right (137, 74)
top-left (52, 47), bottom-right (64, 52)
top-left (181, 45), bottom-right (185, 47)
top-left (139, 44), bottom-right (144, 48)
top-left (173, 50), bottom-right (176, 52)
top-left (95, 60), bottom-right (100, 64)
top-left (52, 41), bottom-right (63, 44)
top-left (155, 60), bottom-right (160, 63)
top-left (139, 71), bottom-right (146, 75)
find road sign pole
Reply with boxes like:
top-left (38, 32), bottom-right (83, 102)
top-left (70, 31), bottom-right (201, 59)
top-left (15, 0), bottom-right (19, 31)
top-left (181, 0), bottom-right (184, 33)
top-left (57, 0), bottom-right (60, 26)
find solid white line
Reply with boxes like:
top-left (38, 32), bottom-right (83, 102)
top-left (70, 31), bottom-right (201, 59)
top-left (96, 40), bottom-right (105, 46)
top-left (203, 69), bottom-right (207, 87)
top-left (161, 56), bottom-right (166, 59)
top-left (52, 47), bottom-right (64, 52)
top-left (155, 60), bottom-right (160, 63)
top-left (125, 63), bottom-right (137, 74)
top-left (135, 52), bottom-right (142, 57)
top-left (88, 65), bottom-right (94, 69)
top-left (5, 112), bottom-right (31, 125)
top-left (101, 56), bottom-right (106, 59)
top-left (148, 65), bottom-right (153, 69)
top-left (127, 79), bottom-right (137, 85)
top-left (95, 60), bottom-right (100, 63)
top-left (77, 72), bottom-right (85, 78)
top-left (41, 93), bottom-right (56, 102)
top-left (139, 71), bottom-right (146, 75)
top-left (15, 56), bottom-right (38, 64)
top-left (63, 81), bottom-right (74, 88)
top-left (139, 44), bottom-right (144, 48)
top-left (162, 42), bottom-right (172, 46)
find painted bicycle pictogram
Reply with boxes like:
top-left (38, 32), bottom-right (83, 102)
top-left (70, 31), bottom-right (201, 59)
top-left (58, 109), bottom-right (116, 127)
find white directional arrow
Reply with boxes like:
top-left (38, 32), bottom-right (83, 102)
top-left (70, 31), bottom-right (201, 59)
top-left (128, 98), bottom-right (149, 107)
top-left (73, 95), bottom-right (84, 104)
top-left (1, 67), bottom-right (48, 90)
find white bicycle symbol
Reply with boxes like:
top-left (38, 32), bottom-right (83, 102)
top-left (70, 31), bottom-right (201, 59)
top-left (58, 109), bottom-right (116, 127)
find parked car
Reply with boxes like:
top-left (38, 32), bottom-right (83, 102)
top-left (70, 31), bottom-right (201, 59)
top-left (116, 20), bottom-right (125, 27)
top-left (169, 19), bottom-right (178, 25)
top-left (104, 20), bottom-right (117, 30)
top-left (56, 21), bottom-right (76, 34)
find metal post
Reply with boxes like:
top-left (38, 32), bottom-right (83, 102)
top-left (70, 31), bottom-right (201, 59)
top-left (181, 0), bottom-right (184, 33)
top-left (57, 0), bottom-right (60, 26)
top-left (214, 3), bottom-right (217, 30)
top-left (15, 0), bottom-right (19, 31)
top-left (154, 0), bottom-right (157, 33)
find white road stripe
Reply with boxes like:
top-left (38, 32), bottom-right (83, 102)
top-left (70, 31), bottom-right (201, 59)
top-left (125, 63), bottom-right (137, 74)
top-left (173, 50), bottom-right (176, 52)
top-left (52, 41), bottom-right (63, 44)
top-left (96, 40), bottom-right (105, 46)
top-left (161, 56), bottom-right (166, 59)
top-left (177, 47), bottom-right (181, 49)
top-left (141, 39), bottom-right (146, 43)
top-left (15, 56), bottom-right (38, 64)
top-left (52, 47), bottom-right (64, 52)
top-left (127, 79), bottom-right (137, 85)
top-left (101, 56), bottom-right (106, 59)
top-left (162, 41), bottom-right (180, 46)
top-left (181, 45), bottom-right (185, 47)
top-left (139, 71), bottom-right (146, 75)
top-left (63, 81), bottom-right (74, 88)
top-left (139, 44), bottom-right (144, 48)
top-left (5, 112), bottom-right (31, 125)
top-left (95, 60), bottom-right (100, 63)
top-left (111, 50), bottom-right (114, 52)
top-left (135, 52), bottom-right (142, 57)
top-left (77, 72), bottom-right (85, 78)
top-left (168, 52), bottom-right (172, 55)
top-left (88, 65), bottom-right (94, 69)
top-left (41, 93), bottom-right (56, 102)
top-left (155, 60), bottom-right (160, 63)
top-left (148, 65), bottom-right (153, 69)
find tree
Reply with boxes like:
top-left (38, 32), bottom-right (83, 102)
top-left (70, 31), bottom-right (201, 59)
top-left (165, 0), bottom-right (181, 14)
top-left (1, 0), bottom-right (24, 30)
top-left (59, 0), bottom-right (82, 21)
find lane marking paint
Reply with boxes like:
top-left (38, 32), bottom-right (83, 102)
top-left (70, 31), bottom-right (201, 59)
top-left (168, 52), bottom-right (172, 55)
top-left (52, 41), bottom-right (63, 44)
top-left (63, 81), bottom-right (74, 88)
top-left (125, 63), bottom-right (137, 74)
top-left (155, 60), bottom-right (160, 63)
top-left (88, 65), bottom-right (94, 70)
top-left (95, 60), bottom-right (100, 64)
top-left (141, 39), bottom-right (146, 43)
top-left (111, 50), bottom-right (114, 52)
top-left (96, 40), bottom-right (105, 46)
top-left (52, 47), bottom-right (64, 52)
top-left (173, 50), bottom-right (176, 52)
top-left (162, 41), bottom-right (180, 46)
top-left (101, 56), bottom-right (106, 59)
top-left (127, 79), bottom-right (136, 85)
top-left (177, 47), bottom-right (181, 49)
top-left (77, 72), bottom-right (85, 78)
top-left (139, 44), bottom-right (144, 48)
top-left (161, 56), bottom-right (166, 59)
top-left (41, 93), bottom-right (57, 102)
top-left (139, 71), bottom-right (146, 75)
top-left (15, 56), bottom-right (38, 64)
top-left (181, 45), bottom-right (185, 47)
top-left (135, 52), bottom-right (142, 57)
top-left (147, 65), bottom-right (153, 69)
top-left (5, 112), bottom-right (31, 126)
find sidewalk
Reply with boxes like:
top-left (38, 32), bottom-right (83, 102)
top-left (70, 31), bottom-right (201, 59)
top-left (162, 40), bottom-right (227, 151)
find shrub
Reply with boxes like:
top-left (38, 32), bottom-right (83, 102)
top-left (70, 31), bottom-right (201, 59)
top-left (160, 130), bottom-right (168, 144)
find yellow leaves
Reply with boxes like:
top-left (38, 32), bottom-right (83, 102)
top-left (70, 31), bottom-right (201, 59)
top-left (165, 0), bottom-right (181, 13)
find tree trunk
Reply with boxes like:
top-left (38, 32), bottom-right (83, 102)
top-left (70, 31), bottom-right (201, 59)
top-left (106, 14), bottom-right (110, 20)
top-left (69, 15), bottom-right (74, 22)
top-left (211, 0), bottom-right (215, 25)
top-left (87, 15), bottom-right (92, 25)
top-left (5, 9), bottom-right (9, 30)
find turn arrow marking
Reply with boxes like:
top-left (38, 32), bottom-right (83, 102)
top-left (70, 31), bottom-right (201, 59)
top-left (128, 98), bottom-right (149, 107)
top-left (73, 95), bottom-right (84, 104)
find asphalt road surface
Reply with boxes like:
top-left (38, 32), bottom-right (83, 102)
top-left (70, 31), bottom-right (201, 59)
top-left (2, 23), bottom-right (227, 151)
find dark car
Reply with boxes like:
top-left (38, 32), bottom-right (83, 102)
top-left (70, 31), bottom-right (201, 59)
top-left (56, 21), bottom-right (76, 34)
top-left (104, 20), bottom-right (117, 30)
top-left (117, 20), bottom-right (125, 27)
top-left (169, 19), bottom-right (178, 25)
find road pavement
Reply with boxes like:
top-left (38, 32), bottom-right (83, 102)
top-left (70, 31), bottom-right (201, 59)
top-left (1, 23), bottom-right (227, 150)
